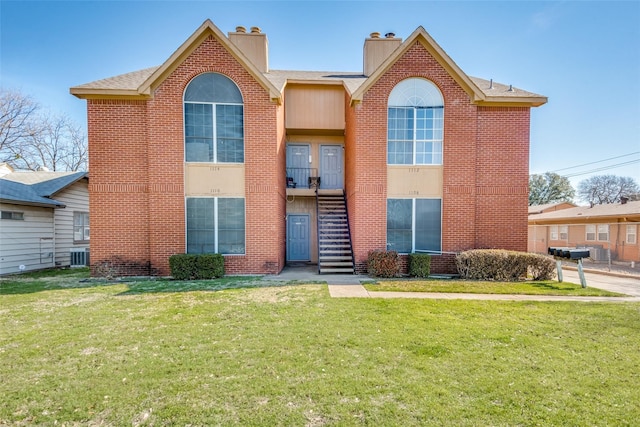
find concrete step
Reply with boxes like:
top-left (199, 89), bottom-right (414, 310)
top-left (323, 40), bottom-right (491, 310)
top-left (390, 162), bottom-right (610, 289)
top-left (319, 267), bottom-right (355, 274)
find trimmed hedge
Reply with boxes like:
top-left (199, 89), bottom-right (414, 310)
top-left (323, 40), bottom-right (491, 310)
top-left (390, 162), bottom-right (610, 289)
top-left (456, 249), bottom-right (556, 281)
top-left (367, 250), bottom-right (400, 278)
top-left (169, 254), bottom-right (225, 280)
top-left (408, 253), bottom-right (431, 278)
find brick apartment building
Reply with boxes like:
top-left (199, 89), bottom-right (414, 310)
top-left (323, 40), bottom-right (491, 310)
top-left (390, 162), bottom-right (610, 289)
top-left (71, 19), bottom-right (546, 276)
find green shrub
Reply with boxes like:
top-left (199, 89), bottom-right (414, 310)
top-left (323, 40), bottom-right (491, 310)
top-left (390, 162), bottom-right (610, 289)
top-left (367, 250), bottom-right (400, 278)
top-left (169, 254), bottom-right (225, 280)
top-left (408, 253), bottom-right (431, 278)
top-left (456, 249), bottom-right (556, 281)
top-left (195, 254), bottom-right (225, 279)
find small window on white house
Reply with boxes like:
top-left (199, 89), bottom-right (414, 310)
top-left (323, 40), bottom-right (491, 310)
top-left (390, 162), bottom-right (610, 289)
top-left (585, 225), bottom-right (596, 241)
top-left (559, 225), bottom-right (568, 241)
top-left (1, 211), bottom-right (24, 220)
top-left (550, 226), bottom-right (558, 240)
top-left (627, 225), bottom-right (637, 244)
top-left (597, 224), bottom-right (609, 242)
top-left (74, 212), bottom-right (90, 242)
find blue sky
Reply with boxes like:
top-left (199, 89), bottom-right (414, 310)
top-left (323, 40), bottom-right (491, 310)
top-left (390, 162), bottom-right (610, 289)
top-left (1, 0), bottom-right (639, 188)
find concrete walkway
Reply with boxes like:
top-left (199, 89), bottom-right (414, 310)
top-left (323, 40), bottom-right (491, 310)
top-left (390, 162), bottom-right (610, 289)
top-left (266, 264), bottom-right (640, 302)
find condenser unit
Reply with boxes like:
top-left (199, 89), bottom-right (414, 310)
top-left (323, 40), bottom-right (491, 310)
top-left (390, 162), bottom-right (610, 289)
top-left (70, 248), bottom-right (90, 267)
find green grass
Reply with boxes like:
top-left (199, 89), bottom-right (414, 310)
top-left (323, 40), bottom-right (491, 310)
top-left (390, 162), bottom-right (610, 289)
top-left (364, 279), bottom-right (624, 296)
top-left (1, 269), bottom-right (639, 425)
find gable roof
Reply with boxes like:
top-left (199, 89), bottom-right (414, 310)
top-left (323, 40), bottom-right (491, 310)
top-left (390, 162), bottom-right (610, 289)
top-left (351, 26), bottom-right (547, 107)
top-left (0, 171), bottom-right (87, 208)
top-left (71, 20), bottom-right (281, 102)
top-left (71, 21), bottom-right (546, 107)
top-left (528, 201), bottom-right (640, 224)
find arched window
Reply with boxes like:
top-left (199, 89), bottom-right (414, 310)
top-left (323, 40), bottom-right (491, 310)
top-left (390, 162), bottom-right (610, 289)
top-left (184, 73), bottom-right (244, 163)
top-left (387, 78), bottom-right (443, 165)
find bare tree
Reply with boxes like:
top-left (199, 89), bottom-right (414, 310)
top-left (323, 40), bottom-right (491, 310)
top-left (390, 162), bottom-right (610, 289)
top-left (15, 113), bottom-right (88, 171)
top-left (0, 89), bottom-right (40, 163)
top-left (0, 88), bottom-right (87, 171)
top-left (577, 175), bottom-right (640, 205)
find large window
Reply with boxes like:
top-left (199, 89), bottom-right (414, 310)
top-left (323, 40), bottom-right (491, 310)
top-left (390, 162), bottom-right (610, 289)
top-left (388, 78), bottom-right (443, 165)
top-left (387, 198), bottom-right (441, 253)
top-left (184, 73), bottom-right (244, 163)
top-left (73, 212), bottom-right (90, 242)
top-left (186, 197), bottom-right (245, 255)
top-left (585, 225), bottom-right (596, 241)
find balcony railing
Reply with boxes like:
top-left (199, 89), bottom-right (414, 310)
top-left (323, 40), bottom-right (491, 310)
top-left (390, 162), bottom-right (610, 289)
top-left (286, 168), bottom-right (319, 189)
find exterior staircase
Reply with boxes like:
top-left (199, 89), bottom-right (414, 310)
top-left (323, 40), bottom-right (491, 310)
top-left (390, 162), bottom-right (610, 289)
top-left (316, 190), bottom-right (355, 274)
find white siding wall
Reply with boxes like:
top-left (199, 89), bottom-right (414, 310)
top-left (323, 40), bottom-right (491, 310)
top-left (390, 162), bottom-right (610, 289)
top-left (54, 179), bottom-right (89, 267)
top-left (0, 203), bottom-right (55, 274)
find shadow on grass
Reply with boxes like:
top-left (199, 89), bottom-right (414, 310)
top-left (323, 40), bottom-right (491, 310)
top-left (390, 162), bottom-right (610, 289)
top-left (0, 268), bottom-right (314, 296)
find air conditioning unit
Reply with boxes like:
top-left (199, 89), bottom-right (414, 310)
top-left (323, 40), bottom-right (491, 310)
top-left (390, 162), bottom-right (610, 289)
top-left (70, 248), bottom-right (90, 267)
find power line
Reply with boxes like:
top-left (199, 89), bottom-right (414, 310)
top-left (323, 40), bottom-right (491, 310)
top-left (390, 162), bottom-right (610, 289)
top-left (550, 151), bottom-right (640, 173)
top-left (562, 159), bottom-right (640, 178)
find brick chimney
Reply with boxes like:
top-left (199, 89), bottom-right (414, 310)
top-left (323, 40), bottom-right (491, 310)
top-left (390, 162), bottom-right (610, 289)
top-left (228, 26), bottom-right (269, 73)
top-left (363, 31), bottom-right (401, 76)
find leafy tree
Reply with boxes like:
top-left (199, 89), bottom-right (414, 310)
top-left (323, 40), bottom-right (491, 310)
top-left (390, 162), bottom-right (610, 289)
top-left (577, 175), bottom-right (640, 205)
top-left (529, 172), bottom-right (575, 206)
top-left (0, 88), bottom-right (87, 171)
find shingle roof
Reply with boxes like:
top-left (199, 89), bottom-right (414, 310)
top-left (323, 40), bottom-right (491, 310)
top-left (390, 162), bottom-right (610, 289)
top-left (0, 171), bottom-right (87, 208)
top-left (528, 201), bottom-right (640, 222)
top-left (72, 66), bottom-right (544, 100)
top-left (70, 22), bottom-right (545, 105)
top-left (528, 202), bottom-right (577, 215)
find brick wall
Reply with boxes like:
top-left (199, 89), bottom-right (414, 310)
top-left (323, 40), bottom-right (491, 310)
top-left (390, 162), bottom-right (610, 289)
top-left (88, 35), bottom-right (283, 276)
top-left (347, 41), bottom-right (531, 274)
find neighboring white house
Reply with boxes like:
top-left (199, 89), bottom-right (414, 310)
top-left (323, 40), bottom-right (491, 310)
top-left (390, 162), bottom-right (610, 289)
top-left (0, 163), bottom-right (89, 275)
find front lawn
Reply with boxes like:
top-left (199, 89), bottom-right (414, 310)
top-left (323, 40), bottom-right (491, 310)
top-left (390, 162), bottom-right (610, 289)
top-left (364, 279), bottom-right (623, 296)
top-left (1, 270), bottom-right (638, 425)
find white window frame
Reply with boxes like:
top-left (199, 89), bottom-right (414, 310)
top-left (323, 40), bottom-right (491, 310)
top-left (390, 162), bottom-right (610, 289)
top-left (387, 78), bottom-right (444, 166)
top-left (1, 210), bottom-right (24, 220)
top-left (559, 225), bottom-right (568, 241)
top-left (585, 225), bottom-right (596, 241)
top-left (73, 211), bottom-right (90, 243)
top-left (386, 198), bottom-right (442, 254)
top-left (597, 224), bottom-right (609, 242)
top-left (550, 226), bottom-right (558, 241)
top-left (185, 197), bottom-right (246, 255)
top-left (627, 225), bottom-right (637, 245)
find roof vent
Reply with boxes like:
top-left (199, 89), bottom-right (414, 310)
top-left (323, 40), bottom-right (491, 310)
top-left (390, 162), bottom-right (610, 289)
top-left (508, 84), bottom-right (514, 92)
top-left (489, 79), bottom-right (493, 89)
top-left (369, 32), bottom-right (381, 39)
top-left (235, 26), bottom-right (246, 33)
top-left (621, 196), bottom-right (629, 205)
top-left (385, 32), bottom-right (396, 38)
top-left (250, 26), bottom-right (261, 34)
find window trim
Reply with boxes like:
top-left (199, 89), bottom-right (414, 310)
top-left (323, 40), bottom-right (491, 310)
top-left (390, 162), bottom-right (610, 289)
top-left (1, 210), bottom-right (24, 220)
top-left (597, 224), bottom-right (609, 242)
top-left (73, 211), bottom-right (90, 243)
top-left (559, 225), bottom-right (568, 241)
top-left (549, 225), bottom-right (558, 241)
top-left (387, 78), bottom-right (444, 166)
top-left (386, 197), bottom-right (442, 254)
top-left (626, 224), bottom-right (637, 245)
top-left (185, 197), bottom-right (246, 255)
top-left (585, 224), bottom-right (596, 241)
top-left (183, 72), bottom-right (244, 165)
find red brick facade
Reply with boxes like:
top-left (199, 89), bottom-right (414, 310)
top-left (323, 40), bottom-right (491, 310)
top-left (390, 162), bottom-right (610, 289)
top-left (77, 22), bottom-right (542, 277)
